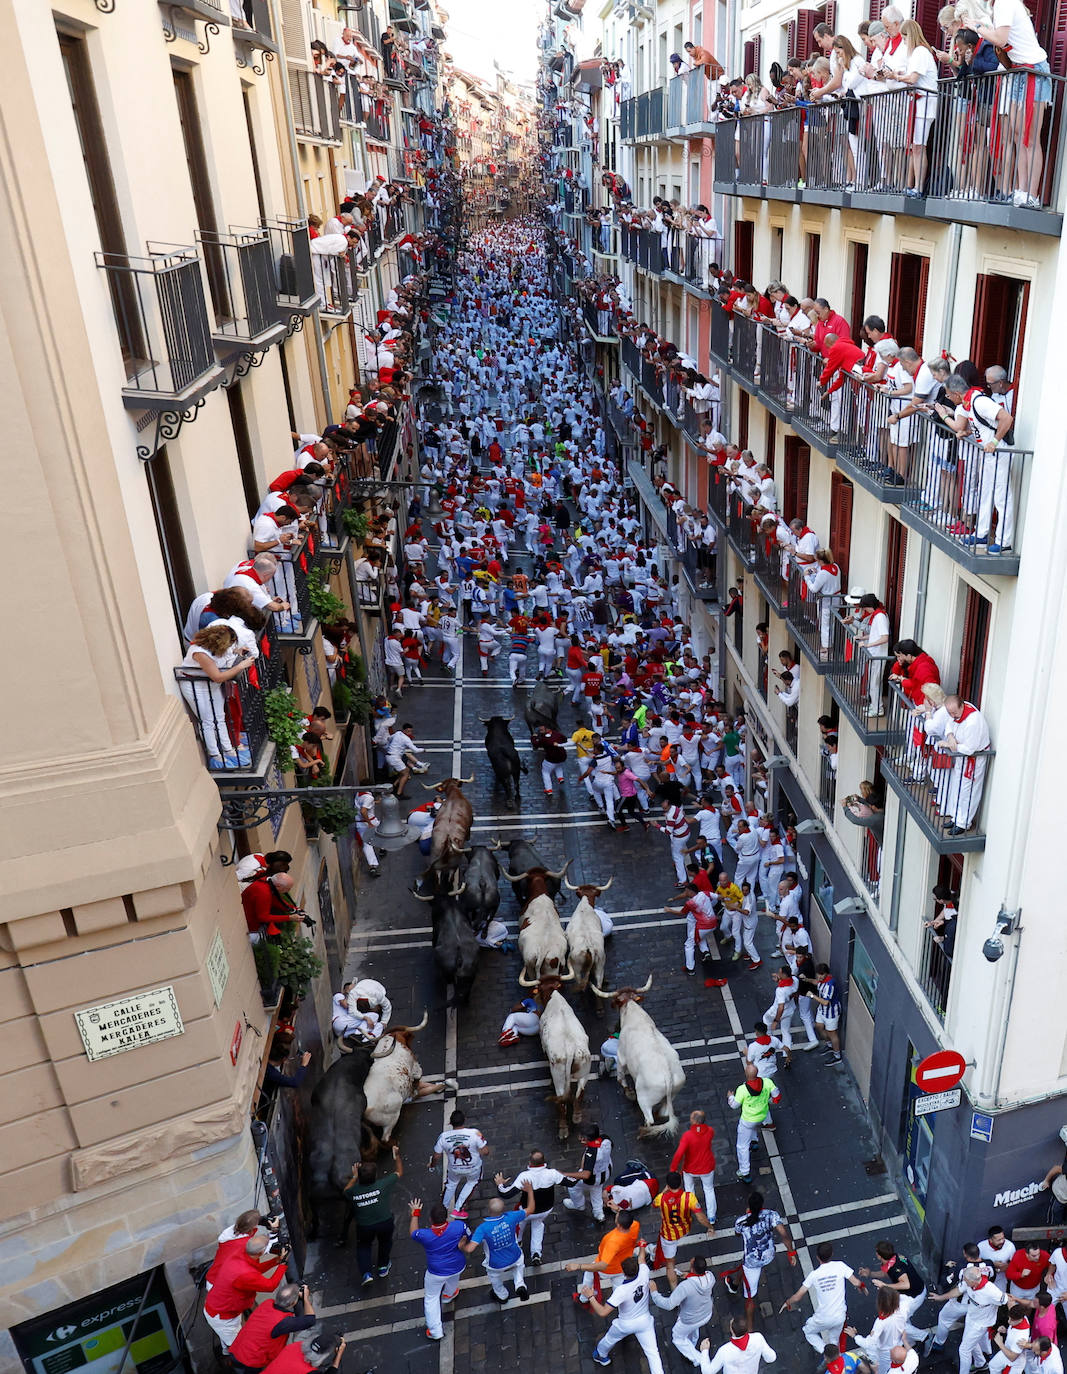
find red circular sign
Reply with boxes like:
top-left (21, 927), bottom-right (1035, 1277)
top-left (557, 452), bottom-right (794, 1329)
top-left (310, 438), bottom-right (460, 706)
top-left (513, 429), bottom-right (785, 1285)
top-left (915, 1049), bottom-right (967, 1094)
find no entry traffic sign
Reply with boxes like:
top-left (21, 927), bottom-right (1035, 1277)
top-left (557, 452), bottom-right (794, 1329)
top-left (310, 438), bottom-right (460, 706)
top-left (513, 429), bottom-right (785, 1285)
top-left (916, 1049), bottom-right (967, 1094)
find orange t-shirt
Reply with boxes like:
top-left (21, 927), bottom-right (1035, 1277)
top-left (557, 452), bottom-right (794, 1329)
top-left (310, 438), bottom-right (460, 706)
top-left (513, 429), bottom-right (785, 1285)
top-left (597, 1221), bottom-right (640, 1274)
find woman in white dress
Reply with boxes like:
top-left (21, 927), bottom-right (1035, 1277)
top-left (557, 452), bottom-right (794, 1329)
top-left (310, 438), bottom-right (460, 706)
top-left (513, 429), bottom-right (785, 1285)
top-left (887, 20), bottom-right (940, 196)
top-left (177, 623), bottom-right (253, 767)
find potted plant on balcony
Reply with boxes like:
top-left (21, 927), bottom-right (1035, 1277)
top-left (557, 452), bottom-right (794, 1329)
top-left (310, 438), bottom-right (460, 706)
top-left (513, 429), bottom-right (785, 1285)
top-left (342, 507), bottom-right (370, 543)
top-left (272, 924), bottom-right (324, 1003)
top-left (307, 566), bottom-right (347, 626)
top-left (264, 685), bottom-right (306, 773)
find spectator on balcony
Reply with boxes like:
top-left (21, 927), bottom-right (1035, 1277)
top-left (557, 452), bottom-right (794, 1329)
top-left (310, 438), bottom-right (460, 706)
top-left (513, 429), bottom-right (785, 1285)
top-left (811, 299), bottom-right (852, 353)
top-left (924, 883), bottom-right (958, 959)
top-left (803, 551), bottom-right (843, 652)
top-left (818, 332), bottom-right (865, 439)
top-left (788, 517), bottom-right (820, 569)
top-left (889, 639), bottom-right (940, 706)
top-left (684, 40), bottom-right (724, 80)
top-left (777, 295), bottom-right (814, 340)
top-left (775, 670), bottom-right (800, 709)
top-left (333, 26), bottom-right (361, 74)
top-left (177, 624), bottom-right (254, 769)
top-left (936, 373), bottom-right (1016, 552)
top-left (974, 0), bottom-right (1050, 208)
top-left (985, 365), bottom-right (1016, 434)
top-left (224, 553), bottom-right (291, 620)
top-left (253, 503), bottom-right (303, 556)
top-left (883, 21), bottom-right (940, 197)
top-left (845, 592), bottom-right (892, 715)
top-left (858, 317), bottom-right (900, 384)
top-left (883, 346), bottom-right (940, 481)
top-left (184, 586), bottom-right (263, 647)
top-left (934, 694), bottom-right (991, 834)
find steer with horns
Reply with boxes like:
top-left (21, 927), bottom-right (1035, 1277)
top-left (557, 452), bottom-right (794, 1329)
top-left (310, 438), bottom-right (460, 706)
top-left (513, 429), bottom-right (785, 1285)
top-left (525, 973), bottom-right (592, 1140)
top-left (563, 874), bottom-right (613, 999)
top-left (592, 975), bottom-right (686, 1136)
top-left (420, 775), bottom-right (475, 890)
top-left (505, 862), bottom-right (572, 982)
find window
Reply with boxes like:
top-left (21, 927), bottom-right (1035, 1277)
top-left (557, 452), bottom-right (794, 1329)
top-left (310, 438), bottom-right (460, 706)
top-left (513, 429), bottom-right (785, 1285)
top-left (970, 274), bottom-right (1029, 406)
top-left (783, 437), bottom-right (810, 522)
top-left (849, 242), bottom-right (869, 342)
top-left (174, 68), bottom-right (227, 322)
top-left (806, 232), bottom-right (821, 299)
top-left (771, 226), bottom-right (784, 282)
top-left (59, 31), bottom-right (144, 374)
top-left (884, 516), bottom-right (907, 633)
top-left (811, 852), bottom-right (835, 926)
top-left (790, 9), bottom-right (818, 57)
top-left (737, 390), bottom-right (750, 448)
top-left (145, 446), bottom-right (196, 642)
top-left (243, 89), bottom-right (266, 222)
top-left (829, 471), bottom-right (853, 584)
top-left (958, 586), bottom-right (991, 704)
top-left (765, 415), bottom-right (776, 470)
top-left (887, 252), bottom-right (929, 351)
top-left (734, 220), bottom-right (754, 282)
top-left (278, 340), bottom-right (297, 434)
top-left (849, 928), bottom-right (878, 1013)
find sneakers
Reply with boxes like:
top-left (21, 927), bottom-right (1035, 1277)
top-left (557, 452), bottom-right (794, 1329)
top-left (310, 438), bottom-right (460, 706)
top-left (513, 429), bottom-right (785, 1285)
top-left (516, 1285), bottom-right (531, 1301)
top-left (747, 960), bottom-right (762, 971)
top-left (426, 1330), bottom-right (443, 1341)
top-left (732, 949), bottom-right (743, 961)
top-left (412, 762), bottom-right (431, 773)
top-left (826, 1052), bottom-right (842, 1064)
top-left (499, 1029), bottom-right (520, 1046)
top-left (451, 1209), bottom-right (468, 1219)
top-left (592, 1351), bottom-right (612, 1367)
top-left (378, 1263), bottom-right (392, 1277)
top-left (490, 1291), bottom-right (509, 1304)
top-left (362, 1272), bottom-right (375, 1286)
top-left (531, 1253), bottom-right (543, 1265)
top-left (368, 866), bottom-right (382, 879)
top-left (724, 1271), bottom-right (742, 1293)
top-left (563, 1198), bottom-right (582, 1211)
top-left (987, 543), bottom-right (1012, 554)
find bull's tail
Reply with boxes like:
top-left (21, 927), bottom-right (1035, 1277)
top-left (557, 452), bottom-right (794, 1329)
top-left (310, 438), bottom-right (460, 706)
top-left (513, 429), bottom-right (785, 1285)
top-left (641, 1107), bottom-right (680, 1138)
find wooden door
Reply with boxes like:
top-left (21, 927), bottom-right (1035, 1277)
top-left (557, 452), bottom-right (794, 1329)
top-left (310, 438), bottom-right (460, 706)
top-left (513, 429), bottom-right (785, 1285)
top-left (829, 471), bottom-right (854, 584)
top-left (783, 436), bottom-right (810, 523)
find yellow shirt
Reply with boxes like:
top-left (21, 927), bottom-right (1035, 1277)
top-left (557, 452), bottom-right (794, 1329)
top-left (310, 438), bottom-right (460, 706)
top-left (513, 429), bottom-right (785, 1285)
top-left (571, 728), bottom-right (596, 758)
top-left (654, 1189), bottom-right (700, 1242)
top-left (717, 882), bottom-right (743, 910)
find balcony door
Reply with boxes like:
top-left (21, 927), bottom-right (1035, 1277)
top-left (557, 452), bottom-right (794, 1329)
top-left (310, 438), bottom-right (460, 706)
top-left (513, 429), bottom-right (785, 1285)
top-left (734, 220), bottom-right (754, 283)
top-left (849, 241), bottom-right (869, 342)
top-left (887, 252), bottom-right (929, 351)
top-left (970, 273), bottom-right (1029, 408)
top-left (884, 515), bottom-right (907, 633)
top-left (829, 471), bottom-right (853, 583)
top-left (145, 446), bottom-right (196, 642)
top-left (957, 586), bottom-right (991, 705)
top-left (783, 436), bottom-right (810, 523)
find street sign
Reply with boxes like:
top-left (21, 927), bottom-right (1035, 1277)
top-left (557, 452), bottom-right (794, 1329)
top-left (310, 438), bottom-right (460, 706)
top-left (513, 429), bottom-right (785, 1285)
top-left (971, 1112), bottom-right (995, 1142)
top-left (915, 1049), bottom-right (967, 1094)
top-left (914, 1088), bottom-right (962, 1116)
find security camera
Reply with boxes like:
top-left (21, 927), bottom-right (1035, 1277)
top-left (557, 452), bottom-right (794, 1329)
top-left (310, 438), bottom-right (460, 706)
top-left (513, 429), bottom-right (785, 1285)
top-left (982, 933), bottom-right (1005, 964)
top-left (982, 908), bottom-right (1020, 963)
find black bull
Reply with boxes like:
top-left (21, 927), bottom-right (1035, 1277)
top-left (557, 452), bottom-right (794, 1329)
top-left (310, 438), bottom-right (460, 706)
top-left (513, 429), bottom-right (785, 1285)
top-left (306, 1039), bottom-right (377, 1241)
top-left (524, 679), bottom-right (563, 737)
top-left (481, 715), bottom-right (527, 801)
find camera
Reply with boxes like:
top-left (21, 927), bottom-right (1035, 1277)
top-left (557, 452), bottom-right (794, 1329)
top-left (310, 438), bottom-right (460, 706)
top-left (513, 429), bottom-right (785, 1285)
top-left (983, 909), bottom-right (1020, 963)
top-left (982, 934), bottom-right (1005, 963)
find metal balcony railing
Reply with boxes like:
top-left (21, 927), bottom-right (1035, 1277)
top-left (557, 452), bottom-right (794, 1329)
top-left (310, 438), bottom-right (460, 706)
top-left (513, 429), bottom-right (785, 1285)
top-left (785, 564), bottom-right (844, 665)
top-left (899, 430), bottom-right (1028, 564)
top-left (582, 299), bottom-right (615, 339)
top-left (684, 68), bottom-right (714, 127)
top-left (313, 248), bottom-right (352, 316)
top-left (714, 73), bottom-right (1065, 226)
top-left (196, 228), bottom-right (282, 344)
top-left (669, 231), bottom-right (721, 291)
top-left (880, 685), bottom-right (993, 850)
top-left (707, 465), bottom-right (728, 526)
top-left (918, 920), bottom-right (953, 1023)
top-left (592, 221), bottom-right (618, 256)
top-left (619, 335), bottom-right (642, 384)
top-left (641, 356), bottom-right (663, 406)
top-left (174, 659), bottom-right (268, 774)
top-left (785, 702), bottom-right (798, 754)
top-left (819, 749), bottom-right (837, 816)
top-left (825, 612), bottom-right (897, 739)
top-left (725, 484), bottom-right (758, 565)
top-left (94, 246), bottom-right (220, 404)
top-left (860, 831), bottom-right (882, 901)
top-left (757, 646), bottom-right (768, 701)
top-left (317, 465), bottom-right (351, 552)
top-left (262, 217), bottom-right (316, 313)
top-left (647, 86), bottom-right (664, 137)
top-left (667, 74), bottom-right (684, 129)
top-left (263, 526), bottom-right (315, 636)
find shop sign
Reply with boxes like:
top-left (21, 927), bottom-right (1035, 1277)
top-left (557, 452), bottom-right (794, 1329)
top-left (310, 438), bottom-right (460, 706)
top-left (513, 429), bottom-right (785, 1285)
top-left (74, 986), bottom-right (184, 1062)
top-left (913, 1088), bottom-right (961, 1116)
top-left (993, 1181), bottom-right (1044, 1208)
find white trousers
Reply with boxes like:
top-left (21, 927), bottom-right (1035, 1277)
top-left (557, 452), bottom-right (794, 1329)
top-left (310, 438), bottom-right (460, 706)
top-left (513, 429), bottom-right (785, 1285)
top-left (958, 1320), bottom-right (992, 1374)
top-left (685, 916), bottom-right (714, 970)
top-left (933, 1296), bottom-right (968, 1344)
top-left (592, 777), bottom-right (617, 823)
top-left (542, 759), bottom-right (565, 790)
top-left (796, 996), bottom-right (819, 1046)
top-left (566, 1179), bottom-right (605, 1219)
top-left (803, 1310), bottom-right (845, 1352)
top-left (683, 1170), bottom-right (716, 1221)
top-left (671, 1316), bottom-right (708, 1366)
top-left (488, 1255), bottom-right (526, 1298)
top-left (736, 1119), bottom-right (760, 1175)
top-left (734, 855), bottom-right (760, 889)
top-left (443, 1169), bottom-right (480, 1210)
top-left (203, 1310), bottom-right (242, 1351)
top-left (423, 1269), bottom-right (462, 1339)
top-left (740, 914), bottom-right (761, 962)
top-left (442, 635), bottom-right (461, 670)
top-left (356, 822), bottom-right (379, 868)
top-left (537, 650), bottom-right (556, 675)
top-left (502, 1010), bottom-right (541, 1036)
top-left (763, 1001), bottom-right (795, 1043)
top-left (509, 651), bottom-right (528, 682)
top-left (597, 1315), bottom-right (664, 1374)
top-left (519, 1208), bottom-right (552, 1256)
top-left (670, 836), bottom-right (689, 883)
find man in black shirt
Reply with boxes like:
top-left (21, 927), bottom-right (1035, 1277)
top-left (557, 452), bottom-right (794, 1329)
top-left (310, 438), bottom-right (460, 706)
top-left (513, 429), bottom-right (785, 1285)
top-left (859, 1240), bottom-right (929, 1341)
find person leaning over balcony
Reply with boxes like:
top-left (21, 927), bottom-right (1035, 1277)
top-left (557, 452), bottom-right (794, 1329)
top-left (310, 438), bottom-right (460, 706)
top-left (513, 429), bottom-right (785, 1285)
top-left (684, 40), bottom-right (725, 80)
top-left (883, 21), bottom-right (940, 197)
top-left (933, 694), bottom-right (991, 835)
top-left (177, 624), bottom-right (253, 768)
top-left (224, 553), bottom-right (291, 620)
top-left (974, 0), bottom-right (1051, 208)
top-left (818, 332), bottom-right (865, 439)
top-left (811, 299), bottom-right (852, 353)
top-left (935, 373), bottom-right (1016, 552)
top-left (803, 551), bottom-right (843, 653)
top-left (884, 347), bottom-right (940, 482)
top-left (889, 638), bottom-right (940, 707)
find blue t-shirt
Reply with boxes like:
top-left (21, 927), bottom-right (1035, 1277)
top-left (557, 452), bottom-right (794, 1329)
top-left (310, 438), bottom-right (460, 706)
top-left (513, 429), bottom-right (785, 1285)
top-left (413, 1220), bottom-right (469, 1276)
top-left (471, 1210), bottom-right (525, 1268)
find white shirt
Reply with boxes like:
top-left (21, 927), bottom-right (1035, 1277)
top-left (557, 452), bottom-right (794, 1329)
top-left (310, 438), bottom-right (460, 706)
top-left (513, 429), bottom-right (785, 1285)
top-left (978, 1238), bottom-right (1016, 1270)
top-left (608, 1262), bottom-right (653, 1325)
top-left (433, 1127), bottom-right (487, 1174)
top-left (963, 1280), bottom-right (1005, 1327)
top-left (701, 1331), bottom-right (777, 1374)
top-left (992, 0), bottom-right (1047, 63)
top-left (803, 1260), bottom-right (855, 1323)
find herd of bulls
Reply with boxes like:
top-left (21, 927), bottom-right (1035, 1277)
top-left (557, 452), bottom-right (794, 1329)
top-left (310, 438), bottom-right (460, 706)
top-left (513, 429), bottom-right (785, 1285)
top-left (307, 721), bottom-right (687, 1238)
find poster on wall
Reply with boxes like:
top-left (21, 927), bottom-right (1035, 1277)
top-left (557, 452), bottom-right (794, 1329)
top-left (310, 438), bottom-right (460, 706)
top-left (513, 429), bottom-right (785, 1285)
top-left (901, 1043), bottom-right (934, 1220)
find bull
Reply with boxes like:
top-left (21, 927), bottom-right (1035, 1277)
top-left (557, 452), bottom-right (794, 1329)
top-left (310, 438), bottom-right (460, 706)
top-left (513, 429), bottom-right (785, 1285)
top-left (480, 715), bottom-right (527, 804)
top-left (456, 843), bottom-right (501, 932)
top-left (563, 874), bottom-right (612, 1002)
top-left (524, 678), bottom-right (564, 738)
top-left (361, 1012), bottom-right (430, 1148)
top-left (502, 838), bottom-right (568, 905)
top-left (306, 1038), bottom-right (377, 1242)
top-left (421, 775), bottom-right (474, 889)
top-left (412, 881), bottom-right (481, 1003)
top-left (592, 975), bottom-right (685, 1137)
top-left (526, 974), bottom-right (591, 1140)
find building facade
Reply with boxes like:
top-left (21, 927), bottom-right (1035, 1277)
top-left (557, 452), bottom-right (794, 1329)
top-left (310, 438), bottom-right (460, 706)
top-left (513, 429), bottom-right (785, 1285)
top-left (545, 0), bottom-right (1067, 1268)
top-left (0, 0), bottom-right (450, 1367)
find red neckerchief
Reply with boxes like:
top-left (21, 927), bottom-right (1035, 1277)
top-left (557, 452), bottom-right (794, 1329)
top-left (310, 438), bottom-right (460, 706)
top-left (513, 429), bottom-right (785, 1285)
top-left (799, 526), bottom-right (814, 538)
top-left (962, 387), bottom-right (984, 411)
top-left (955, 703), bottom-right (977, 723)
top-left (777, 977), bottom-right (794, 989)
top-left (823, 562), bottom-right (839, 575)
top-left (745, 1078), bottom-right (763, 1094)
top-left (754, 1035), bottom-right (772, 1045)
top-left (880, 1258), bottom-right (895, 1274)
top-left (887, 33), bottom-right (904, 52)
top-left (232, 558), bottom-right (264, 585)
top-left (732, 1336), bottom-right (751, 1351)
top-left (430, 1221), bottom-right (452, 1235)
top-left (828, 1360), bottom-right (845, 1374)
top-left (974, 1275), bottom-right (989, 1289)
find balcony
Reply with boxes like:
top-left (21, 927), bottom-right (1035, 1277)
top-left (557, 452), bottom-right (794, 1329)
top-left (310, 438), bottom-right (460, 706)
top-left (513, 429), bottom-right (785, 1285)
top-left (879, 686), bottom-right (992, 853)
top-left (666, 74), bottom-right (685, 133)
top-left (314, 249), bottom-right (353, 318)
top-left (197, 227), bottom-right (286, 353)
top-left (625, 87), bottom-right (665, 141)
top-left (261, 526), bottom-right (316, 641)
top-left (917, 921), bottom-right (953, 1023)
top-left (711, 305), bottom-right (1029, 575)
top-left (262, 218), bottom-right (317, 315)
top-left (783, 565), bottom-right (845, 673)
top-left (233, 0), bottom-right (277, 65)
top-left (94, 246), bottom-right (224, 409)
top-left (825, 613), bottom-right (900, 745)
top-left (591, 222), bottom-right (619, 259)
top-left (663, 231), bottom-right (719, 297)
top-left (819, 749), bottom-right (838, 817)
top-left (582, 299), bottom-right (617, 342)
top-left (682, 68), bottom-right (716, 134)
top-left (712, 73), bottom-right (1064, 236)
top-left (289, 67), bottom-right (341, 144)
top-left (174, 658), bottom-right (271, 777)
top-left (620, 97), bottom-right (635, 141)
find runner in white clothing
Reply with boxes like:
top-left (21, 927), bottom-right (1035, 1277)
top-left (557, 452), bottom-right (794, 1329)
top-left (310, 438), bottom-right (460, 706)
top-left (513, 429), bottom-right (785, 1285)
top-left (430, 1110), bottom-right (489, 1217)
top-left (651, 1257), bottom-right (716, 1366)
top-left (699, 1318), bottom-right (777, 1374)
top-left (587, 1257), bottom-right (664, 1373)
top-left (781, 1241), bottom-right (865, 1351)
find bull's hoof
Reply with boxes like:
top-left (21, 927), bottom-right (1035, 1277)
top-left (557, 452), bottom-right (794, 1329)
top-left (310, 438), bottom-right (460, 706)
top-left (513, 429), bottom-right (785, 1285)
top-left (558, 1125), bottom-right (569, 1141)
top-left (623, 1088), bottom-right (637, 1101)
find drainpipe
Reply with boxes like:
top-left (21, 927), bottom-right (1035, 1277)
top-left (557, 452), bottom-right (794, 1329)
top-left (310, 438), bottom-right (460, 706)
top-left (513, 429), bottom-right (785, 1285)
top-left (269, 0), bottom-right (333, 421)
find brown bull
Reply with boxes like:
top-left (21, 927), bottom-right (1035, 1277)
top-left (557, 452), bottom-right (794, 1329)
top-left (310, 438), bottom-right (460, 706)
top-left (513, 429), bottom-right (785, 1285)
top-left (421, 775), bottom-right (474, 886)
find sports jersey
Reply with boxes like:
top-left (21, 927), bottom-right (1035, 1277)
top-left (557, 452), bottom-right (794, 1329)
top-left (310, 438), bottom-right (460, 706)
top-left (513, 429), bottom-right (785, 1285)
top-left (433, 1127), bottom-right (487, 1174)
top-left (654, 1188), bottom-right (701, 1242)
top-left (470, 1209), bottom-right (526, 1269)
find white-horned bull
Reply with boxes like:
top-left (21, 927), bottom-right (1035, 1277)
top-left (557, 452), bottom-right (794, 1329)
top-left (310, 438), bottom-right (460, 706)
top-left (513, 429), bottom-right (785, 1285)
top-left (481, 715), bottom-right (527, 805)
top-left (503, 837), bottom-right (568, 905)
top-left (563, 874), bottom-right (612, 1000)
top-left (592, 975), bottom-right (685, 1137)
top-left (508, 867), bottom-right (572, 982)
top-left (421, 775), bottom-right (475, 888)
top-left (362, 1011), bottom-right (430, 1148)
top-left (527, 974), bottom-right (591, 1140)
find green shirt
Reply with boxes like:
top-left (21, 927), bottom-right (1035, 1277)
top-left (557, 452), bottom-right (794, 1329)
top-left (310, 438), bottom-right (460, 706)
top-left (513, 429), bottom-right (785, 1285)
top-left (343, 1169), bottom-right (399, 1226)
top-left (734, 1078), bottom-right (776, 1123)
top-left (724, 730), bottom-right (741, 758)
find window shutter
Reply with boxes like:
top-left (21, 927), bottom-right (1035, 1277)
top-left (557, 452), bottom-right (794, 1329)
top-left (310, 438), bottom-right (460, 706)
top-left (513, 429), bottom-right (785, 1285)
top-left (738, 390), bottom-right (750, 448)
top-left (823, 1), bottom-right (838, 31)
top-left (743, 38), bottom-right (756, 73)
top-left (794, 9), bottom-right (819, 56)
top-left (829, 472), bottom-right (853, 584)
top-left (958, 587), bottom-right (991, 705)
top-left (914, 0), bottom-right (941, 46)
top-left (868, 0), bottom-right (888, 19)
top-left (765, 414), bottom-right (777, 471)
top-left (884, 517), bottom-right (907, 634)
top-left (1046, 0), bottom-right (1067, 75)
top-left (783, 437), bottom-right (810, 523)
top-left (788, 19), bottom-right (797, 57)
top-left (915, 255), bottom-right (929, 354)
top-left (752, 33), bottom-right (763, 76)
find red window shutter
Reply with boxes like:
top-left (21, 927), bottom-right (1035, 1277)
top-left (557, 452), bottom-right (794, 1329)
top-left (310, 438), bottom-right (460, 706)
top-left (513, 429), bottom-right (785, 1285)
top-left (884, 517), bottom-right (907, 633)
top-left (795, 8), bottom-right (819, 56)
top-left (783, 437), bottom-right (810, 523)
top-left (743, 38), bottom-right (756, 73)
top-left (868, 0), bottom-right (888, 19)
top-left (915, 255), bottom-right (930, 355)
top-left (829, 472), bottom-right (853, 584)
top-left (1047, 0), bottom-right (1067, 75)
top-left (734, 219), bottom-right (754, 281)
top-left (969, 274), bottom-right (994, 368)
top-left (824, 1), bottom-right (838, 30)
top-left (957, 587), bottom-right (991, 705)
top-left (914, 0), bottom-right (941, 46)
top-left (788, 19), bottom-right (797, 57)
top-left (753, 33), bottom-right (763, 76)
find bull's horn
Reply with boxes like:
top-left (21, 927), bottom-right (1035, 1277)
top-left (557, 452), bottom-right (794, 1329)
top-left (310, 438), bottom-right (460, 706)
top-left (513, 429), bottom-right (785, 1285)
top-left (450, 881), bottom-right (468, 897)
top-left (546, 859), bottom-right (572, 881)
top-left (460, 774), bottom-right (475, 783)
top-left (500, 867), bottom-right (529, 881)
top-left (454, 846), bottom-right (471, 855)
top-left (560, 962), bottom-right (576, 981)
top-left (563, 875), bottom-right (579, 891)
top-left (488, 839), bottom-right (503, 851)
top-left (410, 888), bottom-right (435, 903)
top-left (505, 716), bottom-right (514, 723)
top-left (597, 875), bottom-right (614, 892)
top-left (635, 973), bottom-right (654, 993)
top-left (478, 716), bottom-right (491, 724)
top-left (590, 984), bottom-right (614, 999)
top-left (518, 972), bottom-right (538, 987)
top-left (411, 1010), bottom-right (429, 1032)
top-left (371, 1036), bottom-right (398, 1058)
top-left (420, 782), bottom-right (438, 791)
